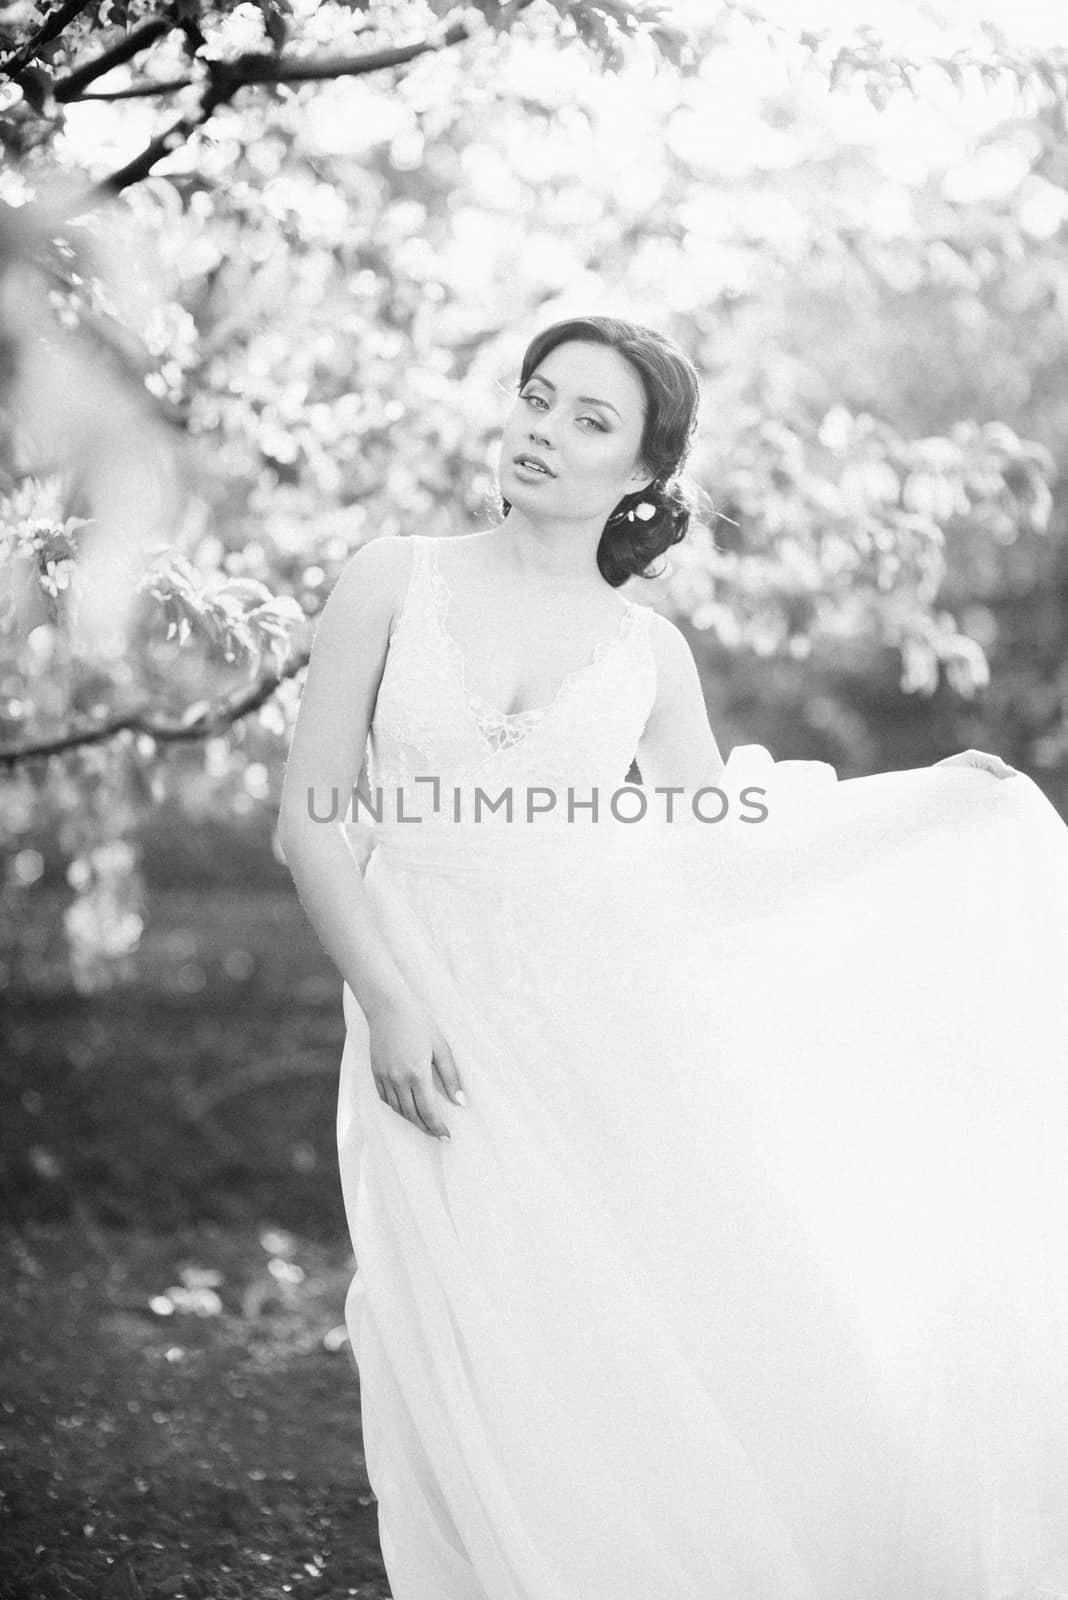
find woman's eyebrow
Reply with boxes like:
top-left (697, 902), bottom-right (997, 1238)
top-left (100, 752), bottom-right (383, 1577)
top-left (527, 374), bottom-right (621, 419)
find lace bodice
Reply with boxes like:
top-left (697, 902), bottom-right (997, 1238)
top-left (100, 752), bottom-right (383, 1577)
top-left (362, 534), bottom-right (658, 827)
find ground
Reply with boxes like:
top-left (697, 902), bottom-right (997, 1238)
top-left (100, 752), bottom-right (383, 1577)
top-left (1, 890), bottom-right (390, 1600)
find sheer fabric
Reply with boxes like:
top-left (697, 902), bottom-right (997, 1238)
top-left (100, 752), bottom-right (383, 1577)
top-left (336, 534), bottom-right (1068, 1600)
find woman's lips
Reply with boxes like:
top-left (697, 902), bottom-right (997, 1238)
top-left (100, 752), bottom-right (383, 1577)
top-left (513, 454), bottom-right (555, 477)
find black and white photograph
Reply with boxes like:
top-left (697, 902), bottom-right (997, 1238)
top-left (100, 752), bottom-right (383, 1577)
top-left (3, 1), bottom-right (1068, 1597)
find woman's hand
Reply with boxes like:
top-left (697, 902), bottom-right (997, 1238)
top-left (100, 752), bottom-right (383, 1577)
top-left (366, 993), bottom-right (467, 1142)
top-left (934, 748), bottom-right (1018, 780)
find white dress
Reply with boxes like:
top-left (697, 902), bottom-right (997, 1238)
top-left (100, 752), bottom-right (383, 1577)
top-left (336, 533), bottom-right (1068, 1600)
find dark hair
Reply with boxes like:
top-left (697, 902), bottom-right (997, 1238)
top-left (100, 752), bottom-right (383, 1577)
top-left (498, 315), bottom-right (704, 587)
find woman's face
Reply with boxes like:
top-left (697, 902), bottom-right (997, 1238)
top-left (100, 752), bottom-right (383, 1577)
top-left (500, 340), bottom-right (654, 523)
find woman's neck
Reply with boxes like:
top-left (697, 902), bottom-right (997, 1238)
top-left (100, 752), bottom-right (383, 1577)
top-left (488, 517), bottom-right (605, 591)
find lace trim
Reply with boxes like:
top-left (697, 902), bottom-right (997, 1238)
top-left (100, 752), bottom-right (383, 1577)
top-left (427, 536), bottom-right (645, 746)
top-left (386, 535), bottom-right (424, 646)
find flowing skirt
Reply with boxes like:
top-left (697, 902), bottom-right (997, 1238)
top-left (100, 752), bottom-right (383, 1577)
top-left (336, 752), bottom-right (1068, 1600)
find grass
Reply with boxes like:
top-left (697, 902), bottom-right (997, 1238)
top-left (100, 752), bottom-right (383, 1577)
top-left (1, 890), bottom-right (390, 1600)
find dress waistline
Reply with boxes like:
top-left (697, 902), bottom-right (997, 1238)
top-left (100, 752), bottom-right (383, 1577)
top-left (368, 818), bottom-right (633, 882)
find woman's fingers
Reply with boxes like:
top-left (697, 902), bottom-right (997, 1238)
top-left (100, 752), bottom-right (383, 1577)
top-left (368, 1003), bottom-right (467, 1137)
top-left (374, 1026), bottom-right (465, 1138)
top-left (432, 1034), bottom-right (467, 1107)
top-left (936, 748), bottom-right (1018, 779)
top-left (407, 1080), bottom-right (451, 1142)
top-left (379, 1077), bottom-right (451, 1142)
top-left (968, 751), bottom-right (1017, 779)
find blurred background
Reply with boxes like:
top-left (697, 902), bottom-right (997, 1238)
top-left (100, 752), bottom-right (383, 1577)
top-left (2, 1), bottom-right (1067, 1595)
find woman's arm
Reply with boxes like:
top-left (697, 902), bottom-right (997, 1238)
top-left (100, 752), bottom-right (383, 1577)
top-left (633, 610), bottom-right (1017, 791)
top-left (634, 611), bottom-right (726, 793)
top-left (279, 536), bottom-right (465, 1141)
top-left (277, 535), bottom-right (417, 1018)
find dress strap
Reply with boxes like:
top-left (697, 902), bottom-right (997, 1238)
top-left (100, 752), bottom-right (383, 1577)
top-left (423, 534), bottom-right (449, 614)
top-left (387, 534), bottom-right (432, 644)
top-left (626, 598), bottom-right (653, 633)
top-left (622, 598), bottom-right (655, 660)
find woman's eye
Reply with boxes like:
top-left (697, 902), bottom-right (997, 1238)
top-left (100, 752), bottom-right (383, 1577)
top-left (521, 393), bottom-right (605, 431)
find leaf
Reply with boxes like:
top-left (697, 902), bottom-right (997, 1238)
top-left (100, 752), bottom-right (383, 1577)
top-left (828, 50), bottom-right (851, 91)
top-left (220, 577), bottom-right (276, 609)
top-left (14, 66), bottom-right (52, 116)
top-left (864, 78), bottom-right (889, 111)
top-left (252, 595), bottom-right (306, 623)
top-left (1035, 61), bottom-right (1065, 97)
top-left (647, 23), bottom-right (696, 74)
top-left (252, 615), bottom-right (293, 643)
top-left (224, 618), bottom-right (255, 657)
top-left (180, 700), bottom-right (212, 728)
top-left (256, 0), bottom-right (289, 53)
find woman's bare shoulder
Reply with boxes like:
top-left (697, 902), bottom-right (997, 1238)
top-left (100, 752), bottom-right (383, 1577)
top-left (321, 535), bottom-right (417, 625)
top-left (642, 606), bottom-right (695, 663)
top-left (638, 607), bottom-right (712, 716)
top-left (332, 533), bottom-right (416, 587)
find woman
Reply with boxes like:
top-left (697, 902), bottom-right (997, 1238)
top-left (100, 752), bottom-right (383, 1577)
top-left (278, 316), bottom-right (1068, 1600)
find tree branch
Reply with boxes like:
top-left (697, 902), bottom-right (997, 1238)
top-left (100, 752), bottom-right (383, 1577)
top-left (0, 648), bottom-right (310, 767)
top-left (90, 0), bottom-right (540, 197)
top-left (71, 74), bottom-right (194, 101)
top-left (52, 13), bottom-right (177, 102)
top-left (0, 0), bottom-right (94, 80)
